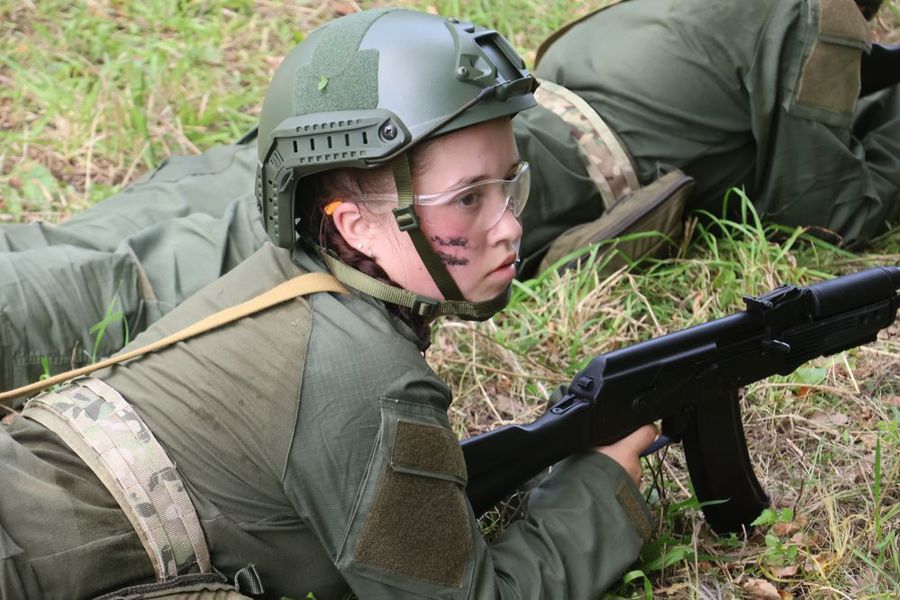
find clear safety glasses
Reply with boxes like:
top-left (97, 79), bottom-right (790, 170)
top-left (410, 161), bottom-right (531, 232)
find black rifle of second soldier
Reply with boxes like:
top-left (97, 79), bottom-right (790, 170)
top-left (462, 266), bottom-right (900, 534)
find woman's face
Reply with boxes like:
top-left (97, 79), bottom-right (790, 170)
top-left (369, 118), bottom-right (523, 302)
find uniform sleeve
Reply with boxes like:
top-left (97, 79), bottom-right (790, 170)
top-left (0, 143), bottom-right (267, 390)
top-left (753, 89), bottom-right (900, 247)
top-left (748, 0), bottom-right (900, 246)
top-left (286, 379), bottom-right (652, 600)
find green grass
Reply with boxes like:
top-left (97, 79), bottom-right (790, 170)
top-left (2, 0), bottom-right (899, 598)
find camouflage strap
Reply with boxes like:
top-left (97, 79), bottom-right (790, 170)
top-left (23, 377), bottom-right (210, 581)
top-left (534, 78), bottom-right (639, 212)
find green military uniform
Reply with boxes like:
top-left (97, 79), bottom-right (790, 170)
top-left (519, 0), bottom-right (900, 256)
top-left (2, 0), bottom-right (897, 389)
top-left (0, 243), bottom-right (652, 599)
top-left (0, 143), bottom-right (265, 391)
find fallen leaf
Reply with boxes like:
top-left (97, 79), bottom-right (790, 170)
top-left (790, 532), bottom-right (807, 546)
top-left (658, 583), bottom-right (692, 596)
top-left (773, 564), bottom-right (799, 578)
top-left (333, 2), bottom-right (356, 16)
top-left (860, 432), bottom-right (879, 450)
top-left (808, 411), bottom-right (849, 427)
top-left (804, 552), bottom-right (834, 572)
top-left (829, 413), bottom-right (849, 426)
top-left (265, 56), bottom-right (283, 73)
top-left (743, 578), bottom-right (781, 600)
top-left (773, 520), bottom-right (801, 537)
top-left (794, 530), bottom-right (824, 546)
top-left (691, 293), bottom-right (702, 314)
top-left (808, 410), bottom-right (828, 424)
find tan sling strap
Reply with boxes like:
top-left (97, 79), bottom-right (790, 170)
top-left (533, 79), bottom-right (640, 212)
top-left (25, 377), bottom-right (211, 581)
top-left (0, 271), bottom-right (347, 404)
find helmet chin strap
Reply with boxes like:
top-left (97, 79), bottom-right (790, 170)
top-left (319, 250), bottom-right (510, 321)
top-left (389, 154), bottom-right (466, 301)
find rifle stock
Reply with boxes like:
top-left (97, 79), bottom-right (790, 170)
top-left (463, 266), bottom-right (900, 534)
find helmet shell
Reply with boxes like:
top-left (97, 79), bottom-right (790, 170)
top-left (256, 8), bottom-right (536, 248)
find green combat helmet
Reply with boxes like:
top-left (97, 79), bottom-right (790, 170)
top-left (255, 8), bottom-right (537, 320)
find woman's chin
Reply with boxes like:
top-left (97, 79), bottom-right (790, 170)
top-left (466, 271), bottom-right (515, 301)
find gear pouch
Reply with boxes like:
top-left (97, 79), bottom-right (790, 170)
top-left (539, 169), bottom-right (695, 275)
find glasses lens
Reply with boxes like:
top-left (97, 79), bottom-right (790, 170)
top-left (416, 162), bottom-right (530, 232)
top-left (508, 161), bottom-right (530, 218)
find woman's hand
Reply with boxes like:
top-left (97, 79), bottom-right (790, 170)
top-left (593, 424), bottom-right (658, 487)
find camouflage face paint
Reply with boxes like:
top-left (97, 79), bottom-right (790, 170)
top-left (431, 235), bottom-right (470, 267)
top-left (436, 251), bottom-right (469, 267)
top-left (431, 235), bottom-right (469, 248)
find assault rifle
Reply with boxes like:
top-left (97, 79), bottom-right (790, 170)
top-left (462, 266), bottom-right (900, 534)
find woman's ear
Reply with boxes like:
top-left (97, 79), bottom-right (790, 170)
top-left (331, 201), bottom-right (374, 250)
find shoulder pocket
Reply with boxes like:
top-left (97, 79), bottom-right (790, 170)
top-left (352, 400), bottom-right (472, 589)
top-left (389, 419), bottom-right (468, 485)
top-left (791, 0), bottom-right (870, 123)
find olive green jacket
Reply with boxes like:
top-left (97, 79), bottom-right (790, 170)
top-left (1, 244), bottom-right (651, 599)
top-left (528, 0), bottom-right (899, 246)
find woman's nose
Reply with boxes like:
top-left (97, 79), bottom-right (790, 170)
top-left (488, 201), bottom-right (523, 245)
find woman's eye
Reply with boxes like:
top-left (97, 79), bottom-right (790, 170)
top-left (455, 192), bottom-right (482, 209)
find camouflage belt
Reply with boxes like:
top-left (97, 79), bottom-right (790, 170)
top-left (534, 78), bottom-right (640, 211)
top-left (22, 377), bottom-right (211, 581)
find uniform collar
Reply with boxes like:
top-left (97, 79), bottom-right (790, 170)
top-left (290, 246), bottom-right (432, 352)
